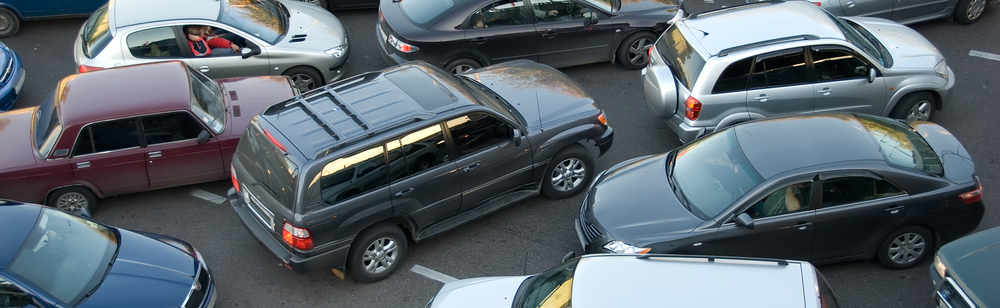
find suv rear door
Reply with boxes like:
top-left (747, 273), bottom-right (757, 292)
top-left (387, 123), bottom-right (463, 228)
top-left (745, 48), bottom-right (815, 118)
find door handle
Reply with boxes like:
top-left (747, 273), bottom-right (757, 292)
top-left (541, 33), bottom-right (557, 39)
top-left (845, 0), bottom-right (856, 8)
top-left (470, 37), bottom-right (487, 44)
top-left (76, 162), bottom-right (91, 169)
top-left (792, 222), bottom-right (812, 230)
top-left (394, 188), bottom-right (414, 197)
top-left (462, 163), bottom-right (481, 173)
top-left (817, 88), bottom-right (833, 95)
top-left (753, 95), bottom-right (770, 102)
top-left (148, 151), bottom-right (162, 158)
top-left (199, 65), bottom-right (210, 73)
top-left (884, 205), bottom-right (904, 214)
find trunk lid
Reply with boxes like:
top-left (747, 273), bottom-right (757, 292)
top-left (0, 107), bottom-right (41, 171)
top-left (217, 76), bottom-right (295, 137)
top-left (909, 121), bottom-right (975, 184)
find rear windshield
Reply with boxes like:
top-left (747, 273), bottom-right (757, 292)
top-left (855, 114), bottom-right (943, 177)
top-left (672, 129), bottom-right (763, 220)
top-left (656, 24), bottom-right (706, 90)
top-left (81, 4), bottom-right (112, 59)
top-left (34, 93), bottom-right (62, 158)
top-left (237, 121), bottom-right (300, 209)
top-left (398, 0), bottom-right (464, 28)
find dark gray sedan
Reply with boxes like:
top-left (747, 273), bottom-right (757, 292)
top-left (576, 113), bottom-right (984, 269)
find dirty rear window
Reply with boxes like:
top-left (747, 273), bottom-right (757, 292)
top-left (237, 121), bottom-right (300, 209)
top-left (656, 25), bottom-right (706, 90)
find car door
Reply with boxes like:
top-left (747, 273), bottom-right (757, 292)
top-left (446, 112), bottom-right (532, 211)
top-left (465, 0), bottom-right (540, 64)
top-left (715, 178), bottom-right (817, 261)
top-left (122, 25), bottom-right (187, 66)
top-left (809, 46), bottom-right (886, 115)
top-left (387, 123), bottom-right (463, 228)
top-left (745, 48), bottom-right (816, 118)
top-left (69, 118), bottom-right (150, 196)
top-left (182, 24), bottom-right (271, 79)
top-left (8, 0), bottom-right (64, 17)
top-left (529, 0), bottom-right (614, 67)
top-left (831, 0), bottom-right (893, 19)
top-left (811, 172), bottom-right (910, 262)
top-left (891, 0), bottom-right (947, 22)
top-left (64, 0), bottom-right (107, 15)
top-left (140, 112), bottom-right (224, 189)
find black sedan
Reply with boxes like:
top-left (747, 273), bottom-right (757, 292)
top-left (576, 114), bottom-right (984, 269)
top-left (377, 0), bottom-right (681, 73)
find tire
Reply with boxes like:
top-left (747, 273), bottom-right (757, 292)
top-left (876, 226), bottom-right (933, 269)
top-left (347, 223), bottom-right (408, 283)
top-left (47, 187), bottom-right (97, 216)
top-left (542, 144), bottom-right (595, 199)
top-left (617, 32), bottom-right (657, 70)
top-left (889, 92), bottom-right (935, 121)
top-left (444, 58), bottom-right (481, 74)
top-left (0, 8), bottom-right (20, 38)
top-left (954, 0), bottom-right (987, 24)
top-left (283, 66), bottom-right (324, 93)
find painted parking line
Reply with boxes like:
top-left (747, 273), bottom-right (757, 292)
top-left (969, 50), bottom-right (1000, 62)
top-left (410, 265), bottom-right (458, 284)
top-left (190, 189), bottom-right (227, 204)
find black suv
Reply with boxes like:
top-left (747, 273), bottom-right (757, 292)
top-left (228, 60), bottom-right (613, 282)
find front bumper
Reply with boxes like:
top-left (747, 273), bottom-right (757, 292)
top-left (595, 126), bottom-right (614, 157)
top-left (935, 66), bottom-right (956, 110)
top-left (0, 67), bottom-right (25, 112)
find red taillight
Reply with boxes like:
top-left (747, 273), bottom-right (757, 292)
top-left (597, 112), bottom-right (607, 125)
top-left (78, 65), bottom-right (104, 73)
top-left (263, 129), bottom-right (287, 152)
top-left (685, 96), bottom-right (702, 120)
top-left (959, 178), bottom-right (983, 204)
top-left (647, 46), bottom-right (654, 65)
top-left (282, 222), bottom-right (314, 250)
top-left (231, 166), bottom-right (240, 194)
top-left (811, 1), bottom-right (821, 6)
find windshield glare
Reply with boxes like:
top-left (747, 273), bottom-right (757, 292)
top-left (825, 12), bottom-right (885, 66)
top-left (7, 208), bottom-right (118, 306)
top-left (188, 68), bottom-right (226, 134)
top-left (219, 0), bottom-right (287, 44)
top-left (672, 130), bottom-right (763, 220)
top-left (34, 93), bottom-right (62, 158)
top-left (521, 258), bottom-right (579, 308)
top-left (856, 115), bottom-right (943, 177)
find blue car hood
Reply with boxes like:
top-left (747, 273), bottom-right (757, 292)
top-left (79, 231), bottom-right (197, 308)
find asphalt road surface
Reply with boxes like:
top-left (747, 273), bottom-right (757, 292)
top-left (3, 2), bottom-right (998, 307)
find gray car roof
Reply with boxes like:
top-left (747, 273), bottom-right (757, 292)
top-left (735, 114), bottom-right (885, 179)
top-left (111, 0), bottom-right (220, 28)
top-left (681, 1), bottom-right (846, 57)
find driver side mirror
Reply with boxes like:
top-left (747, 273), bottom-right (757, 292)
top-left (197, 130), bottom-right (212, 145)
top-left (584, 12), bottom-right (598, 26)
top-left (241, 47), bottom-right (259, 59)
top-left (868, 67), bottom-right (877, 83)
top-left (512, 128), bottom-right (522, 147)
top-left (735, 213), bottom-right (755, 229)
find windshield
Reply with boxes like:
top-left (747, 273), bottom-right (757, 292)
top-left (80, 4), bottom-right (111, 58)
top-left (656, 24), bottom-right (706, 90)
top-left (456, 75), bottom-right (528, 127)
top-left (520, 258), bottom-right (579, 308)
top-left (671, 130), bottom-right (763, 220)
top-left (219, 0), bottom-right (287, 45)
top-left (34, 93), bottom-right (62, 158)
top-left (188, 67), bottom-right (226, 134)
top-left (7, 208), bottom-right (119, 306)
top-left (825, 12), bottom-right (888, 67)
top-left (398, 0), bottom-right (463, 28)
top-left (856, 114), bottom-right (943, 177)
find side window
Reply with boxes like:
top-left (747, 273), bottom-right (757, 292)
top-left (531, 0), bottom-right (592, 23)
top-left (320, 144), bottom-right (387, 204)
top-left (470, 0), bottom-right (527, 28)
top-left (0, 278), bottom-right (35, 308)
top-left (126, 27), bottom-right (182, 58)
top-left (811, 47), bottom-right (869, 82)
top-left (141, 112), bottom-right (204, 145)
top-left (447, 113), bottom-right (511, 157)
top-left (749, 48), bottom-right (808, 89)
top-left (746, 182), bottom-right (812, 219)
top-left (387, 124), bottom-right (450, 183)
top-left (73, 118), bottom-right (141, 156)
top-left (821, 177), bottom-right (904, 207)
top-left (712, 57), bottom-right (753, 93)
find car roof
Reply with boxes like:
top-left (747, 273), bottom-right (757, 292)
top-left (572, 254), bottom-right (810, 307)
top-left (57, 61), bottom-right (195, 127)
top-left (111, 0), bottom-right (220, 28)
top-left (0, 201), bottom-right (43, 268)
top-left (735, 114), bottom-right (885, 179)
top-left (680, 1), bottom-right (846, 57)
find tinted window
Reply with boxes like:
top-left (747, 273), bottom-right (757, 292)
top-left (655, 25), bottom-right (706, 89)
top-left (0, 278), bottom-right (34, 308)
top-left (220, 0), bottom-right (286, 44)
top-left (400, 0), bottom-right (464, 28)
top-left (712, 57), bottom-right (752, 93)
top-left (73, 118), bottom-right (141, 156)
top-left (520, 258), bottom-right (579, 308)
top-left (34, 94), bottom-right (62, 158)
top-left (531, 0), bottom-right (592, 23)
top-left (321, 144), bottom-right (387, 204)
top-left (236, 123), bottom-right (299, 209)
top-left (470, 0), bottom-right (529, 28)
top-left (447, 113), bottom-right (511, 156)
top-left (126, 27), bottom-right (183, 58)
top-left (384, 68), bottom-right (457, 110)
top-left (811, 47), bottom-right (868, 82)
top-left (388, 124), bottom-right (449, 182)
top-left (672, 130), bottom-right (763, 219)
top-left (81, 4), bottom-right (111, 58)
top-left (750, 48), bottom-right (808, 89)
top-left (141, 112), bottom-right (204, 145)
top-left (855, 114), bottom-right (943, 176)
top-left (821, 177), bottom-right (904, 207)
top-left (746, 182), bottom-right (811, 219)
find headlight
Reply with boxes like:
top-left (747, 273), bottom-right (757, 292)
top-left (603, 241), bottom-right (650, 254)
top-left (325, 45), bottom-right (347, 58)
top-left (934, 59), bottom-right (948, 79)
top-left (933, 255), bottom-right (947, 278)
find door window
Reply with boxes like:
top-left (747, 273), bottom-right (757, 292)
top-left (811, 47), bottom-right (869, 82)
top-left (531, 0), bottom-right (592, 23)
top-left (387, 124), bottom-right (450, 183)
top-left (746, 182), bottom-right (812, 219)
top-left (446, 113), bottom-right (512, 157)
top-left (712, 57), bottom-right (753, 93)
top-left (469, 0), bottom-right (528, 28)
top-left (126, 27), bottom-right (183, 58)
top-left (821, 177), bottom-right (904, 207)
top-left (320, 144), bottom-right (387, 204)
top-left (0, 277), bottom-right (35, 308)
top-left (141, 112), bottom-right (204, 145)
top-left (749, 48), bottom-right (808, 89)
top-left (73, 118), bottom-right (141, 156)
top-left (181, 25), bottom-right (245, 57)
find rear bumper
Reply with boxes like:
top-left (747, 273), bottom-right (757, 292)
top-left (667, 114), bottom-right (708, 143)
top-left (935, 66), bottom-right (955, 109)
top-left (932, 200), bottom-right (984, 246)
top-left (376, 23), bottom-right (408, 67)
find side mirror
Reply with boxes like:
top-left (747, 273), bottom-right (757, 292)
top-left (868, 68), bottom-right (877, 83)
top-left (584, 12), bottom-right (598, 26)
top-left (512, 128), bottom-right (522, 147)
top-left (241, 47), bottom-right (257, 59)
top-left (197, 130), bottom-right (212, 145)
top-left (735, 213), bottom-right (754, 229)
top-left (562, 251), bottom-right (576, 263)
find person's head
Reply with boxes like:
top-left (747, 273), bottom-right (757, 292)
top-left (470, 14), bottom-right (484, 28)
top-left (184, 25), bottom-right (202, 41)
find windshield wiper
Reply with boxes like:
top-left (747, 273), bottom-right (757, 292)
top-left (666, 151), bottom-right (691, 212)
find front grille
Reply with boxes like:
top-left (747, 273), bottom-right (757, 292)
top-left (184, 264), bottom-right (212, 308)
top-left (935, 277), bottom-right (974, 308)
top-left (0, 56), bottom-right (13, 83)
top-left (583, 224), bottom-right (604, 242)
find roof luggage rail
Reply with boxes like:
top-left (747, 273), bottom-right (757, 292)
top-left (716, 34), bottom-right (819, 57)
top-left (689, 0), bottom-right (783, 19)
top-left (635, 253), bottom-right (790, 266)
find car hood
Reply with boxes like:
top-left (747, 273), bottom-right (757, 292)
top-left (462, 60), bottom-right (600, 130)
top-left (613, 0), bottom-right (681, 15)
top-left (588, 153), bottom-right (703, 245)
top-left (274, 0), bottom-right (347, 50)
top-left (847, 17), bottom-right (943, 69)
top-left (218, 76), bottom-right (295, 137)
top-left (0, 107), bottom-right (40, 171)
top-left (430, 276), bottom-right (528, 308)
top-left (909, 121), bottom-right (974, 184)
top-left (80, 230), bottom-right (197, 308)
top-left (937, 226), bottom-right (1000, 306)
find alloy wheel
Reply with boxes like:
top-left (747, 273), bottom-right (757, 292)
top-left (450, 64), bottom-right (476, 74)
top-left (290, 74), bottom-right (315, 92)
top-left (966, 0), bottom-right (986, 20)
top-left (886, 232), bottom-right (926, 265)
top-left (906, 100), bottom-right (933, 121)
top-left (57, 192), bottom-right (89, 214)
top-left (627, 38), bottom-right (654, 66)
top-left (550, 157), bottom-right (586, 192)
top-left (361, 237), bottom-right (399, 275)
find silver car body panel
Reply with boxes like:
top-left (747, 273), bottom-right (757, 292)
top-left (429, 276), bottom-right (527, 308)
top-left (820, 0), bottom-right (958, 25)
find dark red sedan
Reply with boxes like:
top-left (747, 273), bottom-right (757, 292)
top-left (0, 61), bottom-right (295, 214)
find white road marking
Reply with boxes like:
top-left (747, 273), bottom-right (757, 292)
top-left (969, 50), bottom-right (1000, 62)
top-left (190, 189), bottom-right (227, 204)
top-left (410, 265), bottom-right (458, 283)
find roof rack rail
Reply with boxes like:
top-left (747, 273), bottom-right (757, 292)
top-left (689, 0), bottom-right (783, 19)
top-left (325, 87), bottom-right (374, 131)
top-left (290, 96), bottom-right (344, 142)
top-left (635, 253), bottom-right (790, 266)
top-left (716, 34), bottom-right (819, 57)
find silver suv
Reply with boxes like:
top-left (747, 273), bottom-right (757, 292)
top-left (642, 0), bottom-right (954, 142)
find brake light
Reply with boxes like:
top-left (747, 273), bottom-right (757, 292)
top-left (685, 96), bottom-right (702, 120)
top-left (647, 46), bottom-right (654, 65)
top-left (811, 1), bottom-right (821, 5)
top-left (282, 223), bottom-right (314, 250)
top-left (959, 178), bottom-right (983, 204)
top-left (263, 129), bottom-right (287, 152)
top-left (78, 65), bottom-right (104, 73)
top-left (597, 112), bottom-right (607, 125)
top-left (387, 34), bottom-right (419, 53)
top-left (231, 165), bottom-right (240, 194)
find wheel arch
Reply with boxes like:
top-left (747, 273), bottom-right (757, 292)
top-left (882, 87), bottom-right (943, 117)
top-left (45, 182), bottom-right (103, 203)
top-left (282, 65), bottom-right (326, 85)
top-left (610, 29), bottom-right (660, 65)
